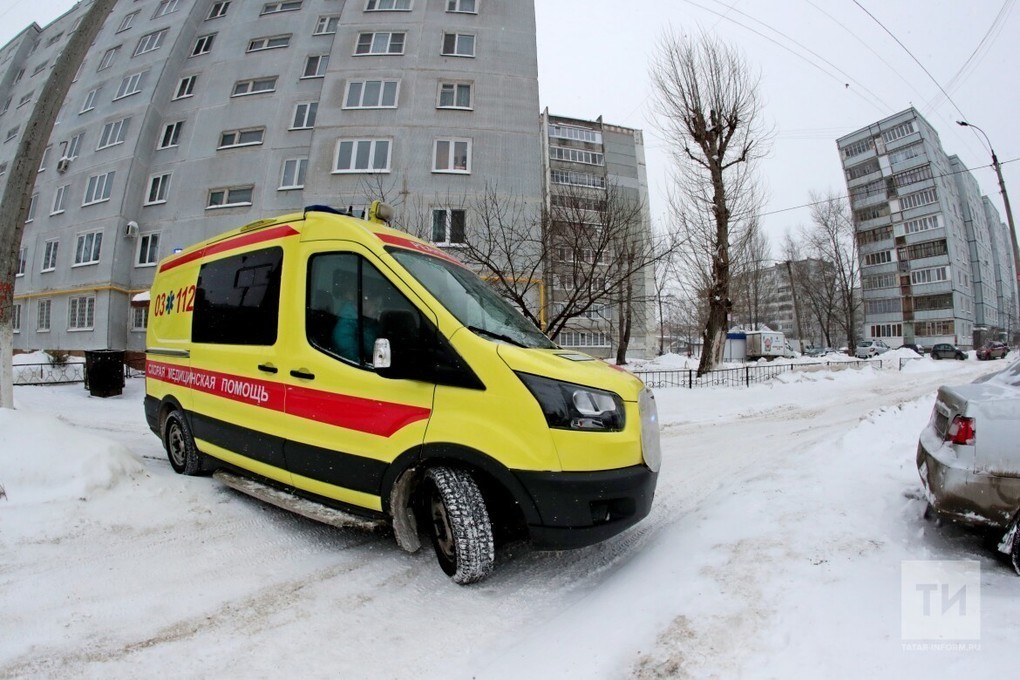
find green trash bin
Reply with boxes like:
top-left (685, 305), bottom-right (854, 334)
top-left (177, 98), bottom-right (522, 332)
top-left (84, 349), bottom-right (125, 397)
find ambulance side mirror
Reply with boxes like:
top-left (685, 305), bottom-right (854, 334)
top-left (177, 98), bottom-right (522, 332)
top-left (372, 338), bottom-right (391, 368)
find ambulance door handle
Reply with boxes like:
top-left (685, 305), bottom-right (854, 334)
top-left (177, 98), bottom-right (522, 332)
top-left (258, 363), bottom-right (278, 374)
top-left (290, 369), bottom-right (315, 380)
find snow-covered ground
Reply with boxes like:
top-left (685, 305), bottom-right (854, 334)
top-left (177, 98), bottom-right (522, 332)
top-left (1, 352), bottom-right (1016, 678)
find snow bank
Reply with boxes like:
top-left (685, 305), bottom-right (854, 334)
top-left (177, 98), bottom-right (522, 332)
top-left (0, 408), bottom-right (143, 505)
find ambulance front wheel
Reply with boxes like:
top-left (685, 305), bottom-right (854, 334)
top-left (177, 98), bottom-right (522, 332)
top-left (163, 408), bottom-right (208, 476)
top-left (422, 466), bottom-right (495, 585)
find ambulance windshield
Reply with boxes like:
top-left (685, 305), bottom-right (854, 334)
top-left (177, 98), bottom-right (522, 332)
top-left (389, 248), bottom-right (556, 349)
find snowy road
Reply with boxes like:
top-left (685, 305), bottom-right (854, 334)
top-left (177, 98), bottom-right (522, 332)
top-left (2, 355), bottom-right (1015, 678)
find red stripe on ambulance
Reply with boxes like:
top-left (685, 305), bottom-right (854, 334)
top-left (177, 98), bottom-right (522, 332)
top-left (146, 360), bottom-right (429, 437)
top-left (159, 225), bottom-right (299, 273)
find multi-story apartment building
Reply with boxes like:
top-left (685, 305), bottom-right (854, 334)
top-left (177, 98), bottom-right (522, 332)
top-left (836, 107), bottom-right (1018, 350)
top-left (3, 0), bottom-right (548, 357)
top-left (539, 111), bottom-right (656, 359)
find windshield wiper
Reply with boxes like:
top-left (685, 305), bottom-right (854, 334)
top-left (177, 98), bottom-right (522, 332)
top-left (467, 325), bottom-right (526, 347)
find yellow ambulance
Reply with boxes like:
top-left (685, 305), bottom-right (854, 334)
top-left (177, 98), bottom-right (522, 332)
top-left (144, 203), bottom-right (660, 583)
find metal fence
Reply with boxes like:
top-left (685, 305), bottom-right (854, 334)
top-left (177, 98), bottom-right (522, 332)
top-left (633, 359), bottom-right (881, 389)
top-left (12, 362), bottom-right (87, 386)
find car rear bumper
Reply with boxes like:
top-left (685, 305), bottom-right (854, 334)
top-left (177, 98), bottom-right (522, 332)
top-left (917, 438), bottom-right (1020, 529)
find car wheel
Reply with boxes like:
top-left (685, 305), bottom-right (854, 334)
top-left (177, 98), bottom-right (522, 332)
top-left (162, 408), bottom-right (208, 476)
top-left (933, 354), bottom-right (941, 360)
top-left (421, 466), bottom-right (494, 584)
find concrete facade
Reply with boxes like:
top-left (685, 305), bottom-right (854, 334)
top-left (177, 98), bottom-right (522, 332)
top-left (3, 0), bottom-right (546, 354)
top-left (836, 107), bottom-right (1018, 350)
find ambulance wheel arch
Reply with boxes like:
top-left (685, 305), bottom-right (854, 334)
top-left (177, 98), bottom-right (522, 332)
top-left (159, 399), bottom-right (212, 476)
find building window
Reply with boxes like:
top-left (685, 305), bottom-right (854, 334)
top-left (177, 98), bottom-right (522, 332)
top-left (901, 239), bottom-right (948, 261)
top-left (219, 128), bottom-right (265, 149)
top-left (261, 1), bottom-right (302, 15)
top-left (856, 225), bottom-right (892, 246)
top-left (38, 146), bottom-right (51, 173)
top-left (904, 215), bottom-right (940, 234)
top-left (114, 70), bottom-right (147, 99)
top-left (355, 32), bottom-right (405, 55)
top-left (868, 323), bottom-right (902, 339)
top-left (248, 34), bottom-right (291, 52)
top-left (4, 126), bottom-right (19, 143)
top-left (558, 331), bottom-right (609, 348)
top-left (344, 79), bottom-right (399, 108)
top-left (51, 184), bottom-right (69, 215)
top-left (334, 138), bottom-right (391, 173)
top-left (158, 121), bottom-right (183, 149)
top-left (145, 173), bottom-right (172, 205)
top-left (433, 138), bottom-right (471, 173)
top-left (74, 231), bottom-right (103, 266)
top-left (279, 158), bottom-right (307, 189)
top-left (17, 248), bottom-right (26, 276)
top-left (153, 0), bottom-right (180, 18)
top-left (97, 118), bottom-right (130, 149)
top-left (37, 299), bottom-right (51, 332)
top-left (13, 69), bottom-right (23, 84)
top-left (12, 303), bottom-right (20, 333)
top-left (910, 266), bottom-right (949, 285)
top-left (80, 89), bottom-right (98, 113)
top-left (437, 82), bottom-right (471, 109)
top-left (891, 165), bottom-right (933, 189)
top-left (207, 186), bottom-right (254, 209)
top-left (83, 171), bottom-right (116, 206)
top-left (68, 295), bottom-right (96, 330)
top-left (42, 240), bottom-right (58, 272)
top-left (862, 250), bottom-right (893, 267)
top-left (549, 145), bottom-right (604, 166)
top-left (173, 75), bottom-right (197, 100)
top-left (303, 55), bottom-right (329, 78)
top-left (191, 34), bottom-right (216, 57)
top-left (208, 2), bottom-right (230, 19)
top-left (65, 132), bottom-right (84, 160)
top-left (31, 61), bottom-right (48, 77)
top-left (550, 169), bottom-right (605, 189)
top-left (17, 92), bottom-right (34, 109)
top-left (441, 33), bottom-right (475, 57)
top-left (232, 77), bottom-right (277, 96)
top-left (845, 158), bottom-right (880, 181)
top-left (314, 15), bottom-right (339, 34)
top-left (117, 9), bottom-right (139, 31)
top-left (865, 298), bottom-right (901, 315)
top-left (862, 273), bottom-right (897, 291)
top-left (291, 101), bottom-right (318, 129)
top-left (914, 293), bottom-right (953, 312)
top-left (447, 0), bottom-right (476, 12)
top-left (25, 194), bottom-right (37, 223)
top-left (549, 124), bottom-right (602, 144)
top-left (366, 0), bottom-right (412, 10)
top-left (134, 29), bottom-right (168, 56)
top-left (137, 232), bottom-right (160, 266)
top-left (842, 137), bottom-right (875, 159)
top-left (132, 305), bottom-right (149, 331)
top-left (883, 120), bottom-right (916, 144)
top-left (431, 208), bottom-right (465, 244)
top-left (899, 188), bottom-right (937, 211)
top-left (98, 45), bottom-right (120, 71)
top-left (0, 97), bottom-right (9, 115)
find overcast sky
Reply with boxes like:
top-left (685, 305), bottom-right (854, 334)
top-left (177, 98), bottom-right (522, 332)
top-left (3, 1), bottom-right (1017, 257)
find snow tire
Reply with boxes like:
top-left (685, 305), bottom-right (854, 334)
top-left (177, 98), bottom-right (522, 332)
top-left (422, 466), bottom-right (494, 585)
top-left (163, 409), bottom-right (207, 476)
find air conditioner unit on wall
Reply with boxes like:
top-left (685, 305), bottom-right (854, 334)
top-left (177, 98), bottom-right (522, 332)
top-left (125, 221), bottom-right (139, 238)
top-left (56, 157), bottom-right (70, 173)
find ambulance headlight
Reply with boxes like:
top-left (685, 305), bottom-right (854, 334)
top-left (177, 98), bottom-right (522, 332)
top-left (516, 373), bottom-right (625, 431)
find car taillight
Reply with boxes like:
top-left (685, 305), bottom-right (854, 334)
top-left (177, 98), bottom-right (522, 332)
top-left (945, 416), bottom-right (975, 445)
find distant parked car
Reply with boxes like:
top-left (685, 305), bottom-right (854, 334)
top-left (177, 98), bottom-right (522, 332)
top-left (897, 343), bottom-right (926, 355)
top-left (805, 347), bottom-right (834, 358)
top-left (855, 339), bottom-right (890, 358)
top-left (917, 360), bottom-right (1020, 574)
top-left (930, 343), bottom-right (967, 360)
top-left (976, 341), bottom-right (1009, 361)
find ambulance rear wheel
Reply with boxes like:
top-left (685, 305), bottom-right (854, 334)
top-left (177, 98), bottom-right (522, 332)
top-left (422, 466), bottom-right (494, 585)
top-left (163, 409), bottom-right (205, 476)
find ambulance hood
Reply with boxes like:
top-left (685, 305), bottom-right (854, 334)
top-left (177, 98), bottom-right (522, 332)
top-left (495, 345), bottom-right (645, 401)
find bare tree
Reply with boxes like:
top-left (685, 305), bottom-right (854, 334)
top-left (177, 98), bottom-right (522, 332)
top-left (650, 31), bottom-right (770, 375)
top-left (805, 192), bottom-right (861, 352)
top-left (0, 0), bottom-right (119, 408)
top-left (729, 220), bottom-right (776, 330)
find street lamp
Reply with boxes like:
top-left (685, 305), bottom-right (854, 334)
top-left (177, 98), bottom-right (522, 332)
top-left (957, 120), bottom-right (1020, 332)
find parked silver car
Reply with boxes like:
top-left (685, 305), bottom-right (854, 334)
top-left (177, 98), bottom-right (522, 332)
top-left (855, 339), bottom-right (890, 358)
top-left (917, 360), bottom-right (1020, 574)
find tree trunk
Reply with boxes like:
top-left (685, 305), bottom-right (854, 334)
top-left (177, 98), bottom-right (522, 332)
top-left (0, 0), bottom-right (119, 408)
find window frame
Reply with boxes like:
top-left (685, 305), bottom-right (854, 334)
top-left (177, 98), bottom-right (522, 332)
top-left (314, 15), bottom-right (339, 34)
top-left (231, 76), bottom-right (278, 97)
top-left (37, 299), bottom-right (52, 332)
top-left (354, 32), bottom-right (406, 55)
top-left (343, 79), bottom-right (399, 109)
top-left (73, 230), bottom-right (104, 266)
top-left (191, 33), bottom-right (216, 57)
top-left (279, 158), bottom-right (308, 190)
top-left (437, 81), bottom-right (472, 109)
top-left (98, 45), bottom-right (120, 71)
top-left (158, 120), bottom-right (184, 149)
top-left (302, 54), bottom-right (329, 78)
top-left (261, 1), bottom-right (302, 15)
top-left (441, 32), bottom-right (475, 57)
top-left (333, 138), bottom-right (392, 174)
top-left (207, 2), bottom-right (231, 20)
top-left (446, 0), bottom-right (477, 13)
top-left (432, 137), bottom-right (471, 174)
top-left (51, 184), bottom-right (69, 215)
top-left (67, 295), bottom-right (96, 331)
top-left (431, 207), bottom-right (466, 245)
top-left (134, 28), bottom-right (168, 56)
top-left (83, 171), bottom-right (116, 206)
top-left (114, 70), bottom-right (147, 100)
top-left (247, 34), bottom-right (291, 52)
top-left (145, 172), bottom-right (172, 206)
top-left (41, 240), bottom-right (58, 272)
top-left (173, 75), bottom-right (197, 100)
top-left (218, 127), bottom-right (266, 149)
top-left (97, 117), bottom-right (130, 150)
top-left (291, 101), bottom-right (318, 129)
top-left (137, 232), bottom-right (160, 267)
top-left (365, 0), bottom-right (412, 10)
top-left (207, 186), bottom-right (255, 210)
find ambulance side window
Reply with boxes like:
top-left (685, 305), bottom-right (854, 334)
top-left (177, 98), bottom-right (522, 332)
top-left (307, 253), bottom-right (423, 368)
top-left (193, 247), bottom-right (283, 345)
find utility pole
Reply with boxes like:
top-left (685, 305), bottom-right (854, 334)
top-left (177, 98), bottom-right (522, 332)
top-left (0, 0), bottom-right (120, 408)
top-left (957, 120), bottom-right (1020, 326)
